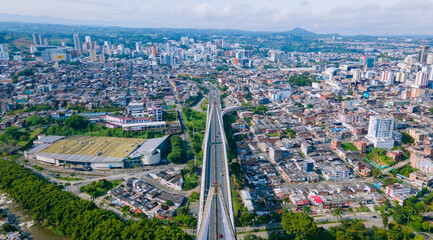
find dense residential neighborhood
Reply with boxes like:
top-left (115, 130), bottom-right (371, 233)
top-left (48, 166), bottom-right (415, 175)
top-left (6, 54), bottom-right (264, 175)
top-left (1, 22), bottom-right (433, 239)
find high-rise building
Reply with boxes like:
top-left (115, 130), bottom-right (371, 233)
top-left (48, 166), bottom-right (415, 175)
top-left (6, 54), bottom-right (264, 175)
top-left (150, 45), bottom-right (157, 56)
top-left (73, 34), bottom-right (82, 51)
top-left (0, 44), bottom-right (9, 60)
top-left (395, 72), bottom-right (408, 83)
top-left (366, 115), bottom-right (395, 149)
top-left (43, 38), bottom-right (51, 46)
top-left (89, 49), bottom-right (97, 62)
top-left (427, 53), bottom-right (433, 65)
top-left (368, 115), bottom-right (394, 139)
top-left (32, 33), bottom-right (40, 46)
top-left (415, 71), bottom-right (428, 88)
top-left (39, 34), bottom-right (45, 46)
top-left (419, 45), bottom-right (430, 64)
top-left (360, 56), bottom-right (375, 68)
top-left (381, 71), bottom-right (394, 85)
top-left (135, 42), bottom-right (141, 52)
top-left (85, 36), bottom-right (92, 43)
top-left (352, 69), bottom-right (362, 81)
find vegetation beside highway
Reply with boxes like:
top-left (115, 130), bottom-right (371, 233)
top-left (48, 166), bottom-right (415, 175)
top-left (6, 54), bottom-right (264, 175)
top-left (0, 158), bottom-right (191, 240)
top-left (181, 107), bottom-right (207, 190)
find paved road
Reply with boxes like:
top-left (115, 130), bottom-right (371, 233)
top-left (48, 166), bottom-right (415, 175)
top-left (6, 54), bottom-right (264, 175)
top-left (192, 96), bottom-right (207, 112)
top-left (382, 159), bottom-right (411, 174)
top-left (199, 91), bottom-right (233, 240)
top-left (188, 212), bottom-right (387, 239)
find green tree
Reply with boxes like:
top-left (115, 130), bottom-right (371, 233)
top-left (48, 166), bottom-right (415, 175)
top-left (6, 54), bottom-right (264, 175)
top-left (372, 167), bottom-right (382, 179)
top-left (382, 212), bottom-right (389, 228)
top-left (64, 115), bottom-right (90, 130)
top-left (303, 206), bottom-right (312, 215)
top-left (329, 219), bottom-right (369, 240)
top-left (253, 105), bottom-right (268, 115)
top-left (189, 192), bottom-right (199, 202)
top-left (25, 116), bottom-right (45, 127)
top-left (281, 211), bottom-right (318, 239)
top-left (0, 158), bottom-right (192, 240)
top-left (401, 133), bottom-right (414, 145)
top-left (1, 224), bottom-right (17, 234)
top-left (244, 234), bottom-right (265, 240)
top-left (333, 207), bottom-right (343, 221)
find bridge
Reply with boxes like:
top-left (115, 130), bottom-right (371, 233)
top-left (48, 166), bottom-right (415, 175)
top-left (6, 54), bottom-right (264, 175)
top-left (197, 91), bottom-right (236, 240)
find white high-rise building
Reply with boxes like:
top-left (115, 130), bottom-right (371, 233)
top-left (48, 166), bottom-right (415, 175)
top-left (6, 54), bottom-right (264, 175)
top-left (366, 115), bottom-right (395, 149)
top-left (0, 44), bottom-right (9, 60)
top-left (381, 71), bottom-right (394, 85)
top-left (415, 71), bottom-right (428, 88)
top-left (352, 69), bottom-right (362, 81)
top-left (73, 34), bottom-right (82, 51)
top-left (85, 36), bottom-right (92, 43)
top-left (395, 72), bottom-right (408, 83)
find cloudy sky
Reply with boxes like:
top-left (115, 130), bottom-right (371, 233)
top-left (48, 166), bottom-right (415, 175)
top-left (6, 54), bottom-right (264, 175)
top-left (1, 0), bottom-right (433, 35)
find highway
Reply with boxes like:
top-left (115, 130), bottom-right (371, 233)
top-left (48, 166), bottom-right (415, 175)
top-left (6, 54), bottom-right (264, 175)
top-left (198, 90), bottom-right (235, 240)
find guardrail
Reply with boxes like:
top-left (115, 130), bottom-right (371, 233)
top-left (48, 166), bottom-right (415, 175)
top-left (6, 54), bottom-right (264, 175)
top-left (217, 107), bottom-right (236, 231)
top-left (197, 102), bottom-right (213, 232)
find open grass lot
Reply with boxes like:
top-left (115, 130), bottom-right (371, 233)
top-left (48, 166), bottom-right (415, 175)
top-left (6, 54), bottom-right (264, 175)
top-left (80, 179), bottom-right (123, 198)
top-left (367, 147), bottom-right (395, 167)
top-left (55, 177), bottom-right (84, 181)
top-left (18, 128), bottom-right (43, 146)
top-left (341, 142), bottom-right (359, 151)
top-left (356, 206), bottom-right (371, 212)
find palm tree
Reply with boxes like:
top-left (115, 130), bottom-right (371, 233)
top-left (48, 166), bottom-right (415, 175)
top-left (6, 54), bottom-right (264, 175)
top-left (347, 207), bottom-right (355, 219)
top-left (333, 207), bottom-right (343, 221)
top-left (303, 206), bottom-right (312, 215)
top-left (381, 213), bottom-right (389, 229)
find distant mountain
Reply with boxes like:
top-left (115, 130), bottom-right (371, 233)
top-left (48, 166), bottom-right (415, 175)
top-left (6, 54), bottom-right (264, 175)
top-left (0, 14), bottom-right (109, 27)
top-left (283, 27), bottom-right (317, 36)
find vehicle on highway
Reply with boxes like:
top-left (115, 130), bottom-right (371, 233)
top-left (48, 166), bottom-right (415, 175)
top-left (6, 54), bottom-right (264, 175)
top-left (218, 234), bottom-right (222, 238)
top-left (220, 173), bottom-right (223, 176)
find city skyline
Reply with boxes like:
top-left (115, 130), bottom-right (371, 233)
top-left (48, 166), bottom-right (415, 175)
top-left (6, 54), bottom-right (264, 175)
top-left (1, 0), bottom-right (433, 35)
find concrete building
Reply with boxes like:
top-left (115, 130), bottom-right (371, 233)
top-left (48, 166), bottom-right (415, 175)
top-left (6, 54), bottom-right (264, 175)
top-left (301, 142), bottom-right (315, 156)
top-left (0, 44), bottom-right (9, 60)
top-left (408, 128), bottom-right (428, 143)
top-left (366, 115), bottom-right (395, 149)
top-left (409, 171), bottom-right (433, 188)
top-left (26, 135), bottom-right (169, 169)
top-left (419, 45), bottom-right (430, 64)
top-left (33, 46), bottom-right (71, 62)
top-left (73, 34), bottom-right (82, 51)
top-left (415, 71), bottom-right (428, 88)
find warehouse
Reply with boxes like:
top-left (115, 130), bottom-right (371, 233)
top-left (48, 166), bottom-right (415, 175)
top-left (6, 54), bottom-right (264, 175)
top-left (26, 135), bottom-right (169, 170)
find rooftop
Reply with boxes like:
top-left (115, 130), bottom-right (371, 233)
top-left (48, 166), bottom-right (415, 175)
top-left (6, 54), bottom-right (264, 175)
top-left (40, 135), bottom-right (146, 159)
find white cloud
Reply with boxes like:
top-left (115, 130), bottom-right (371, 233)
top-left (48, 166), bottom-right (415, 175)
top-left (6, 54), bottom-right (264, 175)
top-left (0, 0), bottom-right (433, 34)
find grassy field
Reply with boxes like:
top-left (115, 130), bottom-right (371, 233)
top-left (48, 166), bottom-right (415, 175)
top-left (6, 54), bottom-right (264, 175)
top-left (356, 206), bottom-right (371, 212)
top-left (80, 179), bottom-right (123, 198)
top-left (374, 206), bottom-right (387, 212)
top-left (231, 178), bottom-right (242, 218)
top-left (18, 128), bottom-right (43, 146)
top-left (55, 177), bottom-right (83, 181)
top-left (341, 142), bottom-right (359, 151)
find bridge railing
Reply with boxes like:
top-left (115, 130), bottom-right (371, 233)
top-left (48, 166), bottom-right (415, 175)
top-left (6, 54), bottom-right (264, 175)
top-left (217, 107), bottom-right (236, 232)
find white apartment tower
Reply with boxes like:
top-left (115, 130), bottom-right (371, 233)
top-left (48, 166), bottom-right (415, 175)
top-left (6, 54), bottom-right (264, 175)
top-left (366, 115), bottom-right (395, 149)
top-left (415, 71), bottom-right (428, 88)
top-left (73, 34), bottom-right (82, 51)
